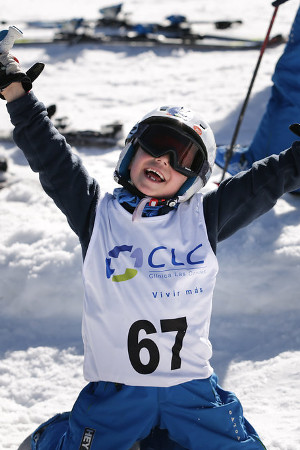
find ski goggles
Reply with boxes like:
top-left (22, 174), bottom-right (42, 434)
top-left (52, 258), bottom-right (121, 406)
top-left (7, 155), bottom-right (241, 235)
top-left (133, 123), bottom-right (207, 178)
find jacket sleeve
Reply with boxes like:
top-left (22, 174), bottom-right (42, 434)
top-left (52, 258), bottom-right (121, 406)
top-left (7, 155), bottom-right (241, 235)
top-left (203, 142), bottom-right (300, 254)
top-left (7, 92), bottom-right (100, 256)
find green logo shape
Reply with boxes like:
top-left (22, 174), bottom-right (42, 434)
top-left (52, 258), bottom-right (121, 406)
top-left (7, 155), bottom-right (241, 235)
top-left (112, 268), bottom-right (138, 282)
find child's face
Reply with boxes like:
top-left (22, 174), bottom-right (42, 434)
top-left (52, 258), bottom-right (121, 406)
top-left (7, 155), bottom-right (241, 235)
top-left (129, 146), bottom-right (187, 198)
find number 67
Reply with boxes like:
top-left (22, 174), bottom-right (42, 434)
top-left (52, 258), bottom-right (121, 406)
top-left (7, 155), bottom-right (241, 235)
top-left (127, 317), bottom-right (187, 375)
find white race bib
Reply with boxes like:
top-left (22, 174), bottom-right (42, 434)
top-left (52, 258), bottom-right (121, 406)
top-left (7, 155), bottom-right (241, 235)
top-left (82, 193), bottom-right (218, 386)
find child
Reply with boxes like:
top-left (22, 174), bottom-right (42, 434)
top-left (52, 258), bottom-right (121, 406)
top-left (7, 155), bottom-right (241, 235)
top-left (1, 53), bottom-right (300, 450)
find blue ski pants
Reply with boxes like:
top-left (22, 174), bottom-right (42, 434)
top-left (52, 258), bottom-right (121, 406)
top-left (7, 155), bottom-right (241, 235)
top-left (45, 373), bottom-right (264, 450)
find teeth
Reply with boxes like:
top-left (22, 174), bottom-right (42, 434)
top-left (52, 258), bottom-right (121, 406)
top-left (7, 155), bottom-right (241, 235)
top-left (146, 169), bottom-right (165, 181)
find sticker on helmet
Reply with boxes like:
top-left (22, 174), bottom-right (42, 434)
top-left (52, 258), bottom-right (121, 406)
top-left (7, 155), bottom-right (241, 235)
top-left (128, 123), bottom-right (139, 139)
top-left (193, 125), bottom-right (202, 136)
top-left (165, 106), bottom-right (194, 122)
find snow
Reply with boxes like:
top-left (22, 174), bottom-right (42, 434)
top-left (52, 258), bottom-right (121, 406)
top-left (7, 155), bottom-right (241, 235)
top-left (0, 0), bottom-right (299, 448)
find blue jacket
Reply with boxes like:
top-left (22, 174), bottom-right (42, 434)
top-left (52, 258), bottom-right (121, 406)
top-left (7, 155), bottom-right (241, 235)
top-left (7, 92), bottom-right (300, 258)
top-left (247, 7), bottom-right (300, 163)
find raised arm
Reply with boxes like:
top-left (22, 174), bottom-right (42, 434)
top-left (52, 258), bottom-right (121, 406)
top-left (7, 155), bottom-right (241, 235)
top-left (1, 79), bottom-right (100, 257)
top-left (204, 142), bottom-right (300, 253)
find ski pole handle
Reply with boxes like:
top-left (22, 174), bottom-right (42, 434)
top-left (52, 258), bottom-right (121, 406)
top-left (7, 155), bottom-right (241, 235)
top-left (272, 0), bottom-right (290, 6)
top-left (0, 26), bottom-right (23, 54)
top-left (0, 25), bottom-right (45, 100)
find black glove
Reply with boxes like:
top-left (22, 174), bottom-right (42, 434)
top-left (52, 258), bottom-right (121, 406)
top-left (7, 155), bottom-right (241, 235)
top-left (0, 52), bottom-right (44, 99)
top-left (289, 123), bottom-right (300, 137)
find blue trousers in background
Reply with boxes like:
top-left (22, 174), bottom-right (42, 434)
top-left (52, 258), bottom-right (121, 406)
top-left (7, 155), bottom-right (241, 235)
top-left (248, 7), bottom-right (300, 163)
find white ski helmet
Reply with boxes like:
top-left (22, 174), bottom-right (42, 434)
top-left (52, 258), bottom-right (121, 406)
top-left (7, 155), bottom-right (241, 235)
top-left (114, 105), bottom-right (216, 204)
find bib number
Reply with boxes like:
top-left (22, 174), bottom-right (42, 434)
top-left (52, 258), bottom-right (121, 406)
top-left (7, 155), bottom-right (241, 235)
top-left (127, 317), bottom-right (187, 374)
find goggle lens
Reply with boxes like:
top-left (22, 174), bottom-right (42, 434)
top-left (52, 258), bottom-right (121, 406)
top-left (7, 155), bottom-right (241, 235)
top-left (136, 124), bottom-right (206, 177)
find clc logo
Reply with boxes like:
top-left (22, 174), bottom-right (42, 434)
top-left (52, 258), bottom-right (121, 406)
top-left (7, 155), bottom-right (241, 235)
top-left (106, 245), bottom-right (143, 282)
top-left (106, 243), bottom-right (204, 283)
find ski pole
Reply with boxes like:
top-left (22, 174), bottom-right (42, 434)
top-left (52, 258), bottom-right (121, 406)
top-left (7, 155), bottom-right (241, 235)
top-left (219, 0), bottom-right (290, 183)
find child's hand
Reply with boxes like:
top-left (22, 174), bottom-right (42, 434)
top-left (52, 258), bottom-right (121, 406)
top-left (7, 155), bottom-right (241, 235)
top-left (1, 82), bottom-right (26, 102)
top-left (0, 53), bottom-right (44, 101)
top-left (0, 52), bottom-right (32, 97)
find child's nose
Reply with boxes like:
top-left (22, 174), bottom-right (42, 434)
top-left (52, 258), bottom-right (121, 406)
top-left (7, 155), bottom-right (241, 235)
top-left (156, 153), bottom-right (170, 165)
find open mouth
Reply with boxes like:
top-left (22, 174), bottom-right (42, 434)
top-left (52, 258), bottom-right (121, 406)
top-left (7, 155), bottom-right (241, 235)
top-left (145, 168), bottom-right (165, 182)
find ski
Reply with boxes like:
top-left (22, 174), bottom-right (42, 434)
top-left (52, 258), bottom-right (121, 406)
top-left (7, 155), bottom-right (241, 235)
top-left (14, 29), bottom-right (286, 51)
top-left (47, 104), bottom-right (123, 147)
top-left (3, 3), bottom-right (243, 32)
top-left (1, 16), bottom-right (242, 32)
top-left (0, 104), bottom-right (123, 148)
top-left (57, 125), bottom-right (123, 147)
top-left (0, 106), bottom-right (123, 190)
top-left (0, 123), bottom-right (123, 148)
top-left (7, 3), bottom-right (285, 51)
top-left (128, 14), bottom-right (242, 38)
